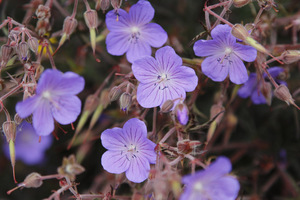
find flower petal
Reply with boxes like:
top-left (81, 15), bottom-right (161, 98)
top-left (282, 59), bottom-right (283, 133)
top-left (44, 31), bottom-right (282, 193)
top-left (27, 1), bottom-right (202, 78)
top-left (105, 9), bottom-right (130, 31)
top-left (201, 157), bottom-right (233, 182)
top-left (101, 127), bottom-right (128, 150)
top-left (162, 84), bottom-right (186, 107)
top-left (125, 155), bottom-right (150, 183)
top-left (55, 71), bottom-right (85, 95)
top-left (142, 23), bottom-right (168, 48)
top-left (123, 118), bottom-right (147, 143)
top-left (251, 89), bottom-right (266, 104)
top-left (211, 24), bottom-right (236, 45)
top-left (155, 46), bottom-right (182, 74)
top-left (264, 66), bottom-right (284, 79)
top-left (36, 69), bottom-right (62, 94)
top-left (137, 82), bottom-right (163, 108)
top-left (132, 56), bottom-right (160, 84)
top-left (201, 55), bottom-right (229, 82)
top-left (106, 31), bottom-right (131, 56)
top-left (229, 54), bottom-right (248, 84)
top-left (193, 40), bottom-right (221, 57)
top-left (128, 0), bottom-right (154, 25)
top-left (138, 139), bottom-right (157, 164)
top-left (52, 95), bottom-right (82, 125)
top-left (171, 66), bottom-right (198, 92)
top-left (101, 151), bottom-right (130, 174)
top-left (32, 100), bottom-right (54, 136)
top-left (233, 43), bottom-right (257, 62)
top-left (238, 73), bottom-right (257, 98)
top-left (126, 40), bottom-right (152, 63)
top-left (16, 96), bottom-right (39, 118)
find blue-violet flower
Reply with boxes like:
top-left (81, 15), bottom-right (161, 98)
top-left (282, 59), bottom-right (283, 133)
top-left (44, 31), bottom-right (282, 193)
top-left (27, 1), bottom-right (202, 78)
top-left (16, 69), bottom-right (85, 136)
top-left (180, 156), bottom-right (240, 200)
top-left (132, 46), bottom-right (198, 108)
top-left (105, 0), bottom-right (168, 63)
top-left (101, 118), bottom-right (156, 183)
top-left (193, 24), bottom-right (257, 84)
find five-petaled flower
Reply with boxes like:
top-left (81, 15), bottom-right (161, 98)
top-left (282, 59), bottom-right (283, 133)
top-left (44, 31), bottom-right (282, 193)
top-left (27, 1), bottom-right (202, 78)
top-left (238, 67), bottom-right (287, 104)
top-left (3, 121), bottom-right (53, 165)
top-left (132, 46), bottom-right (198, 108)
top-left (100, 118), bottom-right (156, 183)
top-left (193, 24), bottom-right (257, 84)
top-left (16, 69), bottom-right (85, 136)
top-left (180, 156), bottom-right (240, 200)
top-left (105, 0), bottom-right (168, 63)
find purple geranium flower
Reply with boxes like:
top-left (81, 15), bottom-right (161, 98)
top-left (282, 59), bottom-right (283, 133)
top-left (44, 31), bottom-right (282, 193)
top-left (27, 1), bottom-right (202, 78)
top-left (180, 156), bottom-right (240, 200)
top-left (132, 46), bottom-right (198, 108)
top-left (100, 118), bottom-right (156, 183)
top-left (238, 67), bottom-right (286, 104)
top-left (3, 121), bottom-right (53, 165)
top-left (105, 0), bottom-right (168, 63)
top-left (16, 69), bottom-right (85, 136)
top-left (193, 24), bottom-right (257, 84)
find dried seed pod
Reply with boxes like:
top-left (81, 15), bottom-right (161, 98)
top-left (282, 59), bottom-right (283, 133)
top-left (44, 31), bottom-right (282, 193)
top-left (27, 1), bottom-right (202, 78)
top-left (23, 173), bottom-right (43, 188)
top-left (96, 0), bottom-right (110, 12)
top-left (14, 113), bottom-right (23, 125)
top-left (111, 0), bottom-right (122, 11)
top-left (17, 41), bottom-right (29, 61)
top-left (119, 92), bottom-right (132, 111)
top-left (0, 44), bottom-right (13, 68)
top-left (274, 85), bottom-right (295, 105)
top-left (231, 24), bottom-right (249, 41)
top-left (28, 37), bottom-right (39, 53)
top-left (2, 121), bottom-right (17, 142)
top-left (233, 0), bottom-right (251, 7)
top-left (109, 86), bottom-right (122, 102)
top-left (161, 100), bottom-right (174, 113)
top-left (281, 50), bottom-right (300, 64)
top-left (35, 5), bottom-right (51, 19)
top-left (62, 16), bottom-right (78, 37)
top-left (84, 9), bottom-right (98, 29)
top-left (57, 155), bottom-right (85, 181)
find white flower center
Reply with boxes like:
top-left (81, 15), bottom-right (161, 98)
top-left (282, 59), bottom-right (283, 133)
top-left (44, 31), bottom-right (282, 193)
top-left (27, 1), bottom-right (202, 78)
top-left (194, 182), bottom-right (203, 191)
top-left (129, 26), bottom-right (141, 43)
top-left (42, 91), bottom-right (51, 99)
top-left (122, 143), bottom-right (139, 161)
top-left (131, 26), bottom-right (139, 34)
top-left (154, 73), bottom-right (170, 90)
top-left (224, 47), bottom-right (233, 55)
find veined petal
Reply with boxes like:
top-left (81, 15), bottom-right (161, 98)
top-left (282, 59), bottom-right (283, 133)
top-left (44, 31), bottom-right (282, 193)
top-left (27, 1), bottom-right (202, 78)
top-left (132, 56), bottom-right (159, 84)
top-left (128, 0), bottom-right (154, 25)
top-left (126, 40), bottom-right (152, 63)
top-left (201, 55), bottom-right (229, 82)
top-left (229, 54), bottom-right (248, 84)
top-left (106, 31), bottom-right (131, 56)
top-left (211, 24), bottom-right (236, 45)
top-left (251, 89), bottom-right (267, 104)
top-left (105, 9), bottom-right (130, 31)
top-left (194, 40), bottom-right (221, 57)
top-left (125, 155), bottom-right (150, 183)
top-left (138, 139), bottom-right (157, 164)
top-left (137, 82), bottom-right (163, 108)
top-left (32, 100), bottom-right (54, 136)
top-left (101, 151), bottom-right (130, 174)
top-left (123, 118), bottom-right (148, 143)
top-left (161, 84), bottom-right (186, 107)
top-left (16, 95), bottom-right (39, 118)
top-left (142, 23), bottom-right (168, 48)
top-left (171, 66), bottom-right (198, 92)
top-left (201, 157), bottom-right (232, 182)
top-left (238, 73), bottom-right (258, 98)
top-left (233, 43), bottom-right (257, 62)
top-left (55, 72), bottom-right (85, 95)
top-left (101, 127), bottom-right (128, 150)
top-left (52, 95), bottom-right (82, 125)
top-left (155, 46), bottom-right (182, 74)
top-left (36, 69), bottom-right (62, 94)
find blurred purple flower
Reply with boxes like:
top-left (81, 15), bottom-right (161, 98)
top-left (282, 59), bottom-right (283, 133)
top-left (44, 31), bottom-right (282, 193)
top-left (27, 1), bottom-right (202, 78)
top-left (238, 67), bottom-right (286, 104)
top-left (105, 0), bottom-right (168, 63)
top-left (180, 156), bottom-right (240, 200)
top-left (101, 118), bottom-right (156, 183)
top-left (193, 24), bottom-right (257, 84)
top-left (132, 46), bottom-right (198, 108)
top-left (175, 102), bottom-right (189, 125)
top-left (16, 69), bottom-right (85, 136)
top-left (3, 121), bottom-right (53, 165)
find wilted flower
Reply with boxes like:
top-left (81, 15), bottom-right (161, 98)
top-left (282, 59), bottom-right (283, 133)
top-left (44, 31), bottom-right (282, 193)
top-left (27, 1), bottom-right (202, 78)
top-left (101, 118), bottom-right (156, 183)
top-left (238, 67), bottom-right (286, 104)
top-left (16, 69), bottom-right (85, 136)
top-left (132, 46), bottom-right (198, 108)
top-left (180, 157), bottom-right (240, 200)
top-left (105, 0), bottom-right (168, 63)
top-left (193, 24), bottom-right (257, 84)
top-left (3, 121), bottom-right (53, 165)
top-left (58, 154), bottom-right (85, 181)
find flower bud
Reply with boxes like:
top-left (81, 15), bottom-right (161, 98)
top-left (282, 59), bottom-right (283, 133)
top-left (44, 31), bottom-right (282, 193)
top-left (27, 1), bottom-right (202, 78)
top-left (23, 173), bottom-right (43, 188)
top-left (109, 86), bottom-right (122, 102)
top-left (28, 37), bottom-right (39, 53)
top-left (84, 9), bottom-right (98, 29)
top-left (174, 102), bottom-right (189, 125)
top-left (161, 100), bottom-right (174, 113)
top-left (17, 41), bottom-right (29, 61)
top-left (233, 0), bottom-right (251, 7)
top-left (274, 85), bottom-right (295, 106)
top-left (35, 5), bottom-right (51, 20)
top-left (96, 0), bottom-right (110, 12)
top-left (111, 0), bottom-right (123, 11)
top-left (1, 44), bottom-right (13, 68)
top-left (119, 92), bottom-right (132, 111)
top-left (231, 24), bottom-right (249, 41)
top-left (281, 50), bottom-right (300, 64)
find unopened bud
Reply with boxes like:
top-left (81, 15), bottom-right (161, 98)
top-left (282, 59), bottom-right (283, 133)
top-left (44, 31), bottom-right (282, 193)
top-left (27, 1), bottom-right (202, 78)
top-left (2, 121), bottom-right (17, 142)
top-left (281, 50), bottom-right (300, 64)
top-left (210, 104), bottom-right (225, 124)
top-left (62, 16), bottom-right (78, 37)
top-left (174, 103), bottom-right (189, 125)
top-left (111, 0), bottom-right (123, 11)
top-left (83, 94), bottom-right (99, 112)
top-left (35, 5), bottom-right (51, 19)
top-left (161, 100), bottom-right (174, 113)
top-left (96, 0), bottom-right (110, 12)
top-left (17, 42), bottom-right (29, 61)
top-left (260, 82), bottom-right (272, 105)
top-left (14, 114), bottom-right (23, 125)
top-left (84, 10), bottom-right (98, 29)
top-left (28, 37), bottom-right (39, 53)
top-left (1, 44), bottom-right (13, 67)
top-left (109, 86), bottom-right (122, 102)
top-left (23, 173), bottom-right (43, 188)
top-left (274, 85), bottom-right (295, 105)
top-left (119, 92), bottom-right (132, 111)
top-left (231, 24), bottom-right (249, 41)
top-left (233, 0), bottom-right (251, 7)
